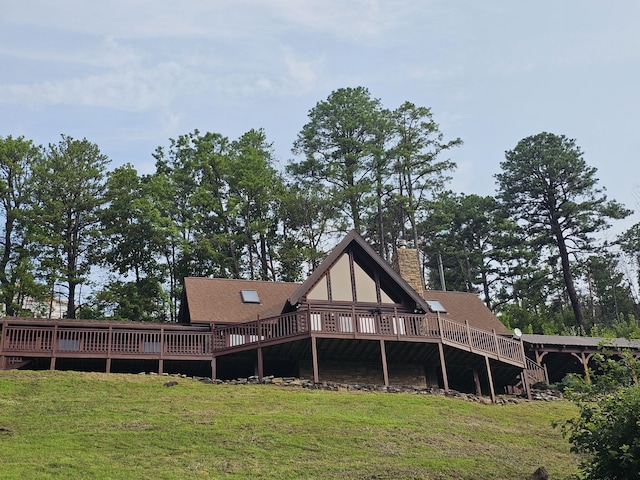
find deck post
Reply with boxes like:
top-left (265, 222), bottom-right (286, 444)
top-left (380, 339), bottom-right (389, 387)
top-left (211, 356), bottom-right (217, 380)
top-left (50, 323), bottom-right (58, 371)
top-left (0, 319), bottom-right (6, 370)
top-left (437, 342), bottom-right (449, 392)
top-left (472, 369), bottom-right (482, 396)
top-left (571, 352), bottom-right (592, 383)
top-left (106, 325), bottom-right (112, 373)
top-left (522, 369), bottom-right (532, 400)
top-left (484, 356), bottom-right (496, 403)
top-left (257, 347), bottom-right (264, 381)
top-left (311, 335), bottom-right (319, 384)
top-left (543, 363), bottom-right (549, 384)
top-left (158, 327), bottom-right (165, 375)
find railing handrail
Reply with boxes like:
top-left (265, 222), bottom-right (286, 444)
top-left (439, 317), bottom-right (525, 364)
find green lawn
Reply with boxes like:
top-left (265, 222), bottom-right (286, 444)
top-left (0, 370), bottom-right (579, 479)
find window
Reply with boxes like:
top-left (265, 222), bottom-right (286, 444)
top-left (426, 300), bottom-right (447, 313)
top-left (241, 289), bottom-right (260, 303)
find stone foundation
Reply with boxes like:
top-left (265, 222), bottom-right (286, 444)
top-left (299, 360), bottom-right (428, 387)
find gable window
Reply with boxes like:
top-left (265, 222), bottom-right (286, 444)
top-left (307, 277), bottom-right (329, 301)
top-left (353, 262), bottom-right (377, 303)
top-left (241, 289), bottom-right (260, 304)
top-left (306, 252), bottom-right (400, 305)
top-left (330, 254), bottom-right (353, 302)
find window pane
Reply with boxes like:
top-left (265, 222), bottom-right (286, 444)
top-left (330, 254), bottom-right (353, 302)
top-left (353, 262), bottom-right (377, 303)
top-left (241, 289), bottom-right (260, 303)
top-left (307, 277), bottom-right (329, 300)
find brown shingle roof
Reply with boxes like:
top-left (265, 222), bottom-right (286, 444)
top-left (422, 290), bottom-right (510, 335)
top-left (183, 277), bottom-right (300, 324)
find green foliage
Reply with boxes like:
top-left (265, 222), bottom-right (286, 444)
top-left (419, 192), bottom-right (515, 308)
top-left (1, 105), bottom-right (637, 328)
top-left (498, 303), bottom-right (576, 335)
top-left (497, 132), bottom-right (632, 331)
top-left (290, 86), bottom-right (387, 233)
top-left (94, 278), bottom-right (168, 322)
top-left (560, 351), bottom-right (640, 479)
top-left (27, 135), bottom-right (110, 318)
top-left (0, 135), bottom-right (43, 315)
top-left (589, 314), bottom-right (640, 338)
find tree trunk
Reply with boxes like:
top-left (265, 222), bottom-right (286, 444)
top-left (552, 221), bottom-right (585, 332)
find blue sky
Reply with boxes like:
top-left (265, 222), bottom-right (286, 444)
top-left (1, 1), bottom-right (639, 241)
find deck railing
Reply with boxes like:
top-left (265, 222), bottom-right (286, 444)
top-left (525, 357), bottom-right (547, 385)
top-left (1, 310), bottom-right (526, 367)
top-left (440, 317), bottom-right (525, 364)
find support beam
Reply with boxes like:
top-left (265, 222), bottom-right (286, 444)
top-left (158, 359), bottom-right (164, 375)
top-left (0, 320), bottom-right (5, 371)
top-left (485, 356), bottom-right (495, 403)
top-left (543, 363), bottom-right (549, 385)
top-left (0, 320), bottom-right (6, 370)
top-left (380, 339), bottom-right (389, 387)
top-left (521, 369), bottom-right (532, 400)
top-left (106, 358), bottom-right (111, 374)
top-left (437, 342), bottom-right (449, 392)
top-left (211, 356), bottom-right (217, 380)
top-left (257, 347), bottom-right (264, 381)
top-left (571, 352), bottom-right (593, 383)
top-left (535, 350), bottom-right (548, 365)
top-left (51, 323), bottom-right (58, 371)
top-left (472, 369), bottom-right (482, 396)
top-left (311, 336), bottom-right (319, 384)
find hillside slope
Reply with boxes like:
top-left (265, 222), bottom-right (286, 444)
top-left (0, 371), bottom-right (578, 479)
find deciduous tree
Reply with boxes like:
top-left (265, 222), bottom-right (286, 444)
top-left (0, 136), bottom-right (44, 315)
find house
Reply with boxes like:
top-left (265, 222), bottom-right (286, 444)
top-left (177, 230), bottom-right (537, 400)
top-left (1, 230), bottom-right (544, 401)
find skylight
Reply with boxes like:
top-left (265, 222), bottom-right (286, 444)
top-left (426, 300), bottom-right (447, 313)
top-left (241, 289), bottom-right (260, 304)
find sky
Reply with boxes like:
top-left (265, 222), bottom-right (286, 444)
top-left (1, 1), bottom-right (639, 242)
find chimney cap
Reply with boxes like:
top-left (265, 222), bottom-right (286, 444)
top-left (397, 238), bottom-right (407, 249)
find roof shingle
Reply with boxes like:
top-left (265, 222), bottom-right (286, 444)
top-left (183, 277), bottom-right (299, 324)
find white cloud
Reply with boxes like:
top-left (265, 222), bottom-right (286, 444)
top-left (281, 49), bottom-right (322, 94)
top-left (0, 61), bottom-right (191, 111)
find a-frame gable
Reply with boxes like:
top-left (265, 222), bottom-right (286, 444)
top-left (287, 230), bottom-right (429, 313)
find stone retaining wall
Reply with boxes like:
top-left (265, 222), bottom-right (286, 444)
top-left (151, 372), bottom-right (563, 404)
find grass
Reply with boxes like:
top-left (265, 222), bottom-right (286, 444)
top-left (0, 370), bottom-right (579, 479)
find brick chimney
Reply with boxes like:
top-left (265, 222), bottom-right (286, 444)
top-left (391, 240), bottom-right (424, 294)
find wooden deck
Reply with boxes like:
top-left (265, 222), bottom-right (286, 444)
top-left (0, 309), bottom-right (544, 398)
top-left (0, 311), bottom-right (541, 399)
